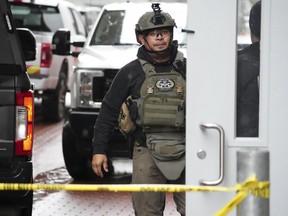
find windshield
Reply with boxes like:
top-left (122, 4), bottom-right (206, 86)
top-left (90, 8), bottom-right (187, 46)
top-left (10, 3), bottom-right (63, 32)
top-left (90, 10), bottom-right (125, 45)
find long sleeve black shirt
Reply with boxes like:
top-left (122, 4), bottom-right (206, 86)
top-left (92, 43), bottom-right (182, 155)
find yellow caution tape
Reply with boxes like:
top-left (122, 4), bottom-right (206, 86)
top-left (215, 190), bottom-right (249, 216)
top-left (0, 183), bottom-right (235, 193)
top-left (215, 174), bottom-right (269, 216)
top-left (0, 174), bottom-right (269, 195)
top-left (0, 174), bottom-right (269, 215)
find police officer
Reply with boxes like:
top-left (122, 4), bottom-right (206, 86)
top-left (92, 3), bottom-right (186, 216)
top-left (237, 1), bottom-right (261, 137)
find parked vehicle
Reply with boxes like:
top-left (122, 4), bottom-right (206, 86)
top-left (9, 0), bottom-right (87, 122)
top-left (0, 0), bottom-right (36, 215)
top-left (52, 2), bottom-right (187, 180)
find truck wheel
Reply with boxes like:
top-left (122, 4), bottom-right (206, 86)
top-left (21, 190), bottom-right (33, 216)
top-left (62, 121), bottom-right (88, 180)
top-left (62, 122), bottom-right (114, 180)
top-left (0, 207), bottom-right (22, 216)
top-left (42, 72), bottom-right (67, 122)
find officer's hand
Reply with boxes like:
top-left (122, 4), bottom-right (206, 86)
top-left (91, 154), bottom-right (108, 178)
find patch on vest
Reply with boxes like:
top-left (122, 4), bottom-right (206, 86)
top-left (155, 78), bottom-right (175, 91)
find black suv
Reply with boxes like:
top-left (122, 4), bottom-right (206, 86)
top-left (0, 0), bottom-right (36, 215)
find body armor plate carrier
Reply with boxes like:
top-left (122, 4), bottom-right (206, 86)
top-left (137, 52), bottom-right (186, 132)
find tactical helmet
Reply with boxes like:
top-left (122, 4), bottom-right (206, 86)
top-left (135, 3), bottom-right (176, 42)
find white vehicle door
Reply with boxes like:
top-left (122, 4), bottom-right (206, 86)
top-left (186, 0), bottom-right (288, 215)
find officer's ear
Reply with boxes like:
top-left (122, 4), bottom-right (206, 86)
top-left (137, 34), bottom-right (146, 45)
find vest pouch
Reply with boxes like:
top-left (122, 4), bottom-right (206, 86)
top-left (146, 132), bottom-right (185, 180)
top-left (138, 95), bottom-right (185, 128)
top-left (118, 96), bottom-right (136, 135)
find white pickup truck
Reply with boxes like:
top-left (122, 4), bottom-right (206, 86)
top-left (9, 0), bottom-right (87, 122)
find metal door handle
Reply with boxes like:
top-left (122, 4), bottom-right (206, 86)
top-left (199, 123), bottom-right (225, 186)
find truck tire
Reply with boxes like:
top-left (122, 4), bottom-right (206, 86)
top-left (62, 121), bottom-right (114, 180)
top-left (62, 121), bottom-right (90, 180)
top-left (22, 190), bottom-right (33, 216)
top-left (42, 71), bottom-right (67, 122)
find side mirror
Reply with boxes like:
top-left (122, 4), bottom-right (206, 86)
top-left (52, 29), bottom-right (71, 56)
top-left (52, 29), bottom-right (85, 57)
top-left (17, 28), bottom-right (36, 61)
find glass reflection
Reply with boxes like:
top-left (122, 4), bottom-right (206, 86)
top-left (237, 1), bottom-right (261, 137)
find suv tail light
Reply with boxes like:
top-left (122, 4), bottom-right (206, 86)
top-left (15, 90), bottom-right (34, 156)
top-left (40, 43), bottom-right (52, 68)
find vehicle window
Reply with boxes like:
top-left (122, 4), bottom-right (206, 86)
top-left (236, 0), bottom-right (261, 137)
top-left (10, 4), bottom-right (63, 32)
top-left (90, 10), bottom-right (125, 45)
top-left (70, 8), bottom-right (87, 36)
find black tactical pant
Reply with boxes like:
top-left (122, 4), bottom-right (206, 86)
top-left (132, 141), bottom-right (185, 216)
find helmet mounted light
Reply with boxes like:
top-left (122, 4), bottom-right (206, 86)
top-left (150, 3), bottom-right (166, 26)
